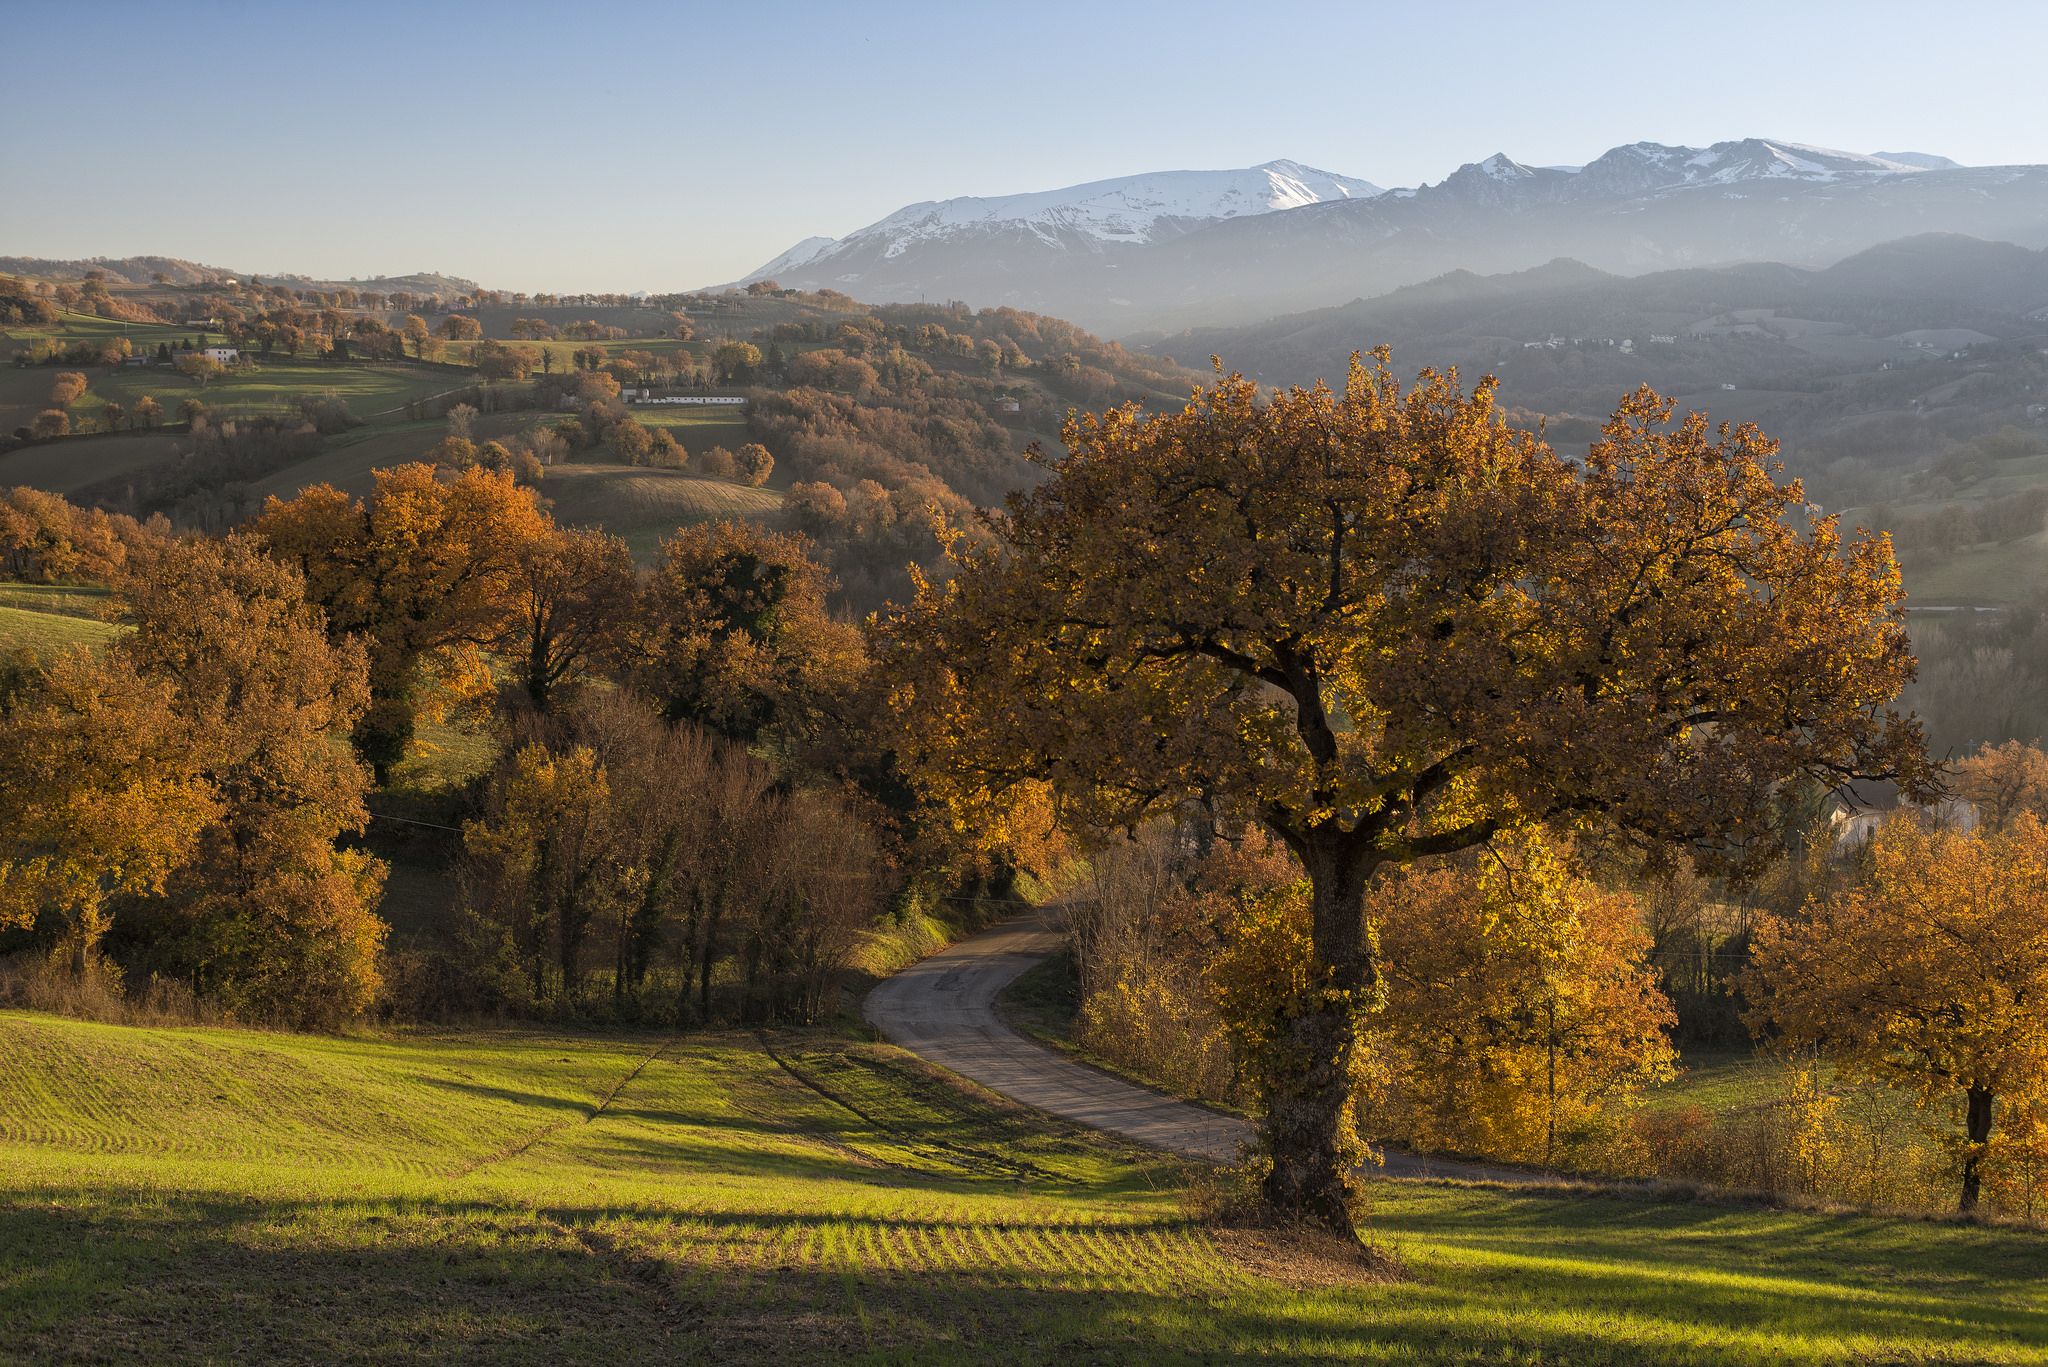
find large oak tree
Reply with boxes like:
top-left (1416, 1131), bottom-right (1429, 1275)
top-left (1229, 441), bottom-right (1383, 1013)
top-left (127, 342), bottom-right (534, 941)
top-left (878, 353), bottom-right (1931, 1229)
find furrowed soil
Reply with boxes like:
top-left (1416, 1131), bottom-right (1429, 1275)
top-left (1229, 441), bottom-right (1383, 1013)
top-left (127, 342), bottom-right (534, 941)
top-left (2, 1012), bottom-right (2043, 1364)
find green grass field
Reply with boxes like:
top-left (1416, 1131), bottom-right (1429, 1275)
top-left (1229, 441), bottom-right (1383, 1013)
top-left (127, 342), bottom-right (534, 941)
top-left (2, 1010), bottom-right (2042, 1364)
top-left (1893, 530), bottom-right (2048, 606)
top-left (0, 582), bottom-right (112, 620)
top-left (0, 604), bottom-right (119, 656)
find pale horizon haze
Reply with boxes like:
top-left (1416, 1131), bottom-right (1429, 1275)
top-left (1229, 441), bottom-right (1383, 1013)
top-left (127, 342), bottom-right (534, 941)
top-left (4, 0), bottom-right (2045, 293)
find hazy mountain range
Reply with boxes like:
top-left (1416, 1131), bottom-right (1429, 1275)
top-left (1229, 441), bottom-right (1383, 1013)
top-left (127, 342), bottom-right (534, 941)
top-left (729, 139), bottom-right (2048, 334)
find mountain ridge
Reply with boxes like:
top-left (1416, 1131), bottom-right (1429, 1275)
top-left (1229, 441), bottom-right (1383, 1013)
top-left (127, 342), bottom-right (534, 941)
top-left (721, 138), bottom-right (2041, 334)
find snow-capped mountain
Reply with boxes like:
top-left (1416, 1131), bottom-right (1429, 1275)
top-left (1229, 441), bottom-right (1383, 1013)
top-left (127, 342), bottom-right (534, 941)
top-left (735, 161), bottom-right (1379, 286)
top-left (715, 139), bottom-right (2045, 334)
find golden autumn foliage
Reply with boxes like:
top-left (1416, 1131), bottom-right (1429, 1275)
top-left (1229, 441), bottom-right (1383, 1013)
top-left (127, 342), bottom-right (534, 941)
top-left (253, 464), bottom-right (552, 777)
top-left (459, 692), bottom-right (890, 1023)
top-left (0, 535), bottom-right (384, 1023)
top-left (1368, 834), bottom-right (1675, 1165)
top-left (114, 534), bottom-right (386, 1025)
top-left (627, 520), bottom-right (861, 746)
top-left (881, 351), bottom-right (1930, 1225)
top-left (0, 486), bottom-right (164, 583)
top-left (1950, 740), bottom-right (2048, 832)
top-left (0, 649), bottom-right (218, 968)
top-left (1068, 827), bottom-right (1673, 1174)
top-left (1746, 815), bottom-right (2048, 1210)
top-left (502, 528), bottom-right (636, 713)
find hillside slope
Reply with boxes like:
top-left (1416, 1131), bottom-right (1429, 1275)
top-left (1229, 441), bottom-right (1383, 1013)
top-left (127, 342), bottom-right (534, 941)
top-left (3, 1010), bottom-right (2044, 1364)
top-left (1146, 234), bottom-right (2048, 523)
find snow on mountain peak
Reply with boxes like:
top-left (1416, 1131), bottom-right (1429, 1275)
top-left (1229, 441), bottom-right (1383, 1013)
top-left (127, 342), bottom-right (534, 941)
top-left (740, 160), bottom-right (1382, 283)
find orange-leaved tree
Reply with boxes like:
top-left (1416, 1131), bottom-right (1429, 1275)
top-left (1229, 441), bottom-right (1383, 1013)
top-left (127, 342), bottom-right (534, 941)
top-left (501, 527), bottom-right (636, 713)
top-left (876, 352), bottom-right (1931, 1229)
top-left (114, 533), bottom-right (387, 1024)
top-left (0, 648), bottom-right (217, 972)
top-left (626, 520), bottom-right (859, 746)
top-left (1745, 815), bottom-right (2048, 1211)
top-left (252, 464), bottom-right (551, 780)
top-left (1951, 740), bottom-right (2048, 833)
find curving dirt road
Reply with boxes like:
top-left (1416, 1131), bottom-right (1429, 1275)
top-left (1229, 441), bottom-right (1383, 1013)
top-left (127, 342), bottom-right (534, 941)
top-left (865, 906), bottom-right (1542, 1183)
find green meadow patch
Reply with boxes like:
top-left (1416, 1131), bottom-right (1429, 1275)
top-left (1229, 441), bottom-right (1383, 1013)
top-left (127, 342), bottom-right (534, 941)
top-left (0, 604), bottom-right (118, 656)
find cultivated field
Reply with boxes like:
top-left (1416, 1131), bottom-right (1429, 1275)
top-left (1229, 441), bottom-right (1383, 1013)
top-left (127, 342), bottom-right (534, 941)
top-left (0, 1012), bottom-right (2041, 1364)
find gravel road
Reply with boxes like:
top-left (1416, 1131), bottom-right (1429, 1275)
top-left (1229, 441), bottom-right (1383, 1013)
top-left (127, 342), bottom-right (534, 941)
top-left (864, 906), bottom-right (1543, 1183)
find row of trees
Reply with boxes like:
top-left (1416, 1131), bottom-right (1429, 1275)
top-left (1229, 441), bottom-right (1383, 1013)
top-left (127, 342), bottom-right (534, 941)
top-left (0, 470), bottom-right (891, 1026)
top-left (0, 534), bottom-right (385, 1025)
top-left (458, 692), bottom-right (886, 1022)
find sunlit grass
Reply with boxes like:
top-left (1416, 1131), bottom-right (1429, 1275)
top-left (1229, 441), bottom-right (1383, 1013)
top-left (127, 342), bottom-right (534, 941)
top-left (0, 604), bottom-right (118, 655)
top-left (3, 1009), bottom-right (2043, 1363)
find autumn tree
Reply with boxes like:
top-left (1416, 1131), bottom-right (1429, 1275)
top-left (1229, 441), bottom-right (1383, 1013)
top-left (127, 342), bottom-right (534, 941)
top-left (609, 418), bottom-right (653, 465)
top-left (0, 649), bottom-right (217, 974)
top-left (113, 535), bottom-right (388, 1023)
top-left (1952, 740), bottom-right (2048, 832)
top-left (174, 353), bottom-right (223, 388)
top-left (737, 443), bottom-right (775, 487)
top-left (712, 341), bottom-right (760, 384)
top-left (463, 743), bottom-right (615, 1004)
top-left (1368, 834), bottom-right (1676, 1164)
top-left (133, 395), bottom-right (162, 430)
top-left (1747, 814), bottom-right (2048, 1210)
top-left (402, 314), bottom-right (431, 359)
top-left (626, 520), bottom-right (858, 746)
top-left (30, 410), bottom-right (71, 439)
top-left (0, 487), bottom-right (151, 582)
top-left (500, 528), bottom-right (636, 712)
top-left (877, 355), bottom-right (1930, 1230)
top-left (252, 464), bottom-right (552, 780)
top-left (49, 372), bottom-right (87, 407)
top-left (440, 315), bottom-right (482, 342)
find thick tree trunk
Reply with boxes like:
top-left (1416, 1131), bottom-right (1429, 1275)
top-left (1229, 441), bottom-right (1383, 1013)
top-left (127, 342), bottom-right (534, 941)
top-left (1263, 834), bottom-right (1378, 1234)
top-left (1961, 1084), bottom-right (1995, 1212)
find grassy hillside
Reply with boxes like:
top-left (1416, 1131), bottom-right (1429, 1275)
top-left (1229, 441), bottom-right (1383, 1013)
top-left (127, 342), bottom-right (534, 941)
top-left (2, 1011), bottom-right (2042, 1364)
top-left (543, 463), bottom-right (782, 557)
top-left (0, 604), bottom-right (118, 655)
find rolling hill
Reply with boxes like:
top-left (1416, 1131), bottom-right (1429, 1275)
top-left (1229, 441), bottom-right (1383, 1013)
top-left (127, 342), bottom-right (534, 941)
top-left (5, 1009), bottom-right (2044, 1365)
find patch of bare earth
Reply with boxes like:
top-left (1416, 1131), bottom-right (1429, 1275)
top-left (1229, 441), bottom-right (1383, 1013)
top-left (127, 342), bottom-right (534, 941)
top-left (1207, 1217), bottom-right (1411, 1290)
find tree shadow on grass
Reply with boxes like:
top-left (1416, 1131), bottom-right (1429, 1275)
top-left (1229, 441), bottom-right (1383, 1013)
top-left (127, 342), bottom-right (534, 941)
top-left (6, 1192), bottom-right (2047, 1367)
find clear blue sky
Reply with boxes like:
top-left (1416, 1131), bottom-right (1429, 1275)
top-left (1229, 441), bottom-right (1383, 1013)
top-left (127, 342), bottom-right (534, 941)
top-left (4, 0), bottom-right (2043, 293)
